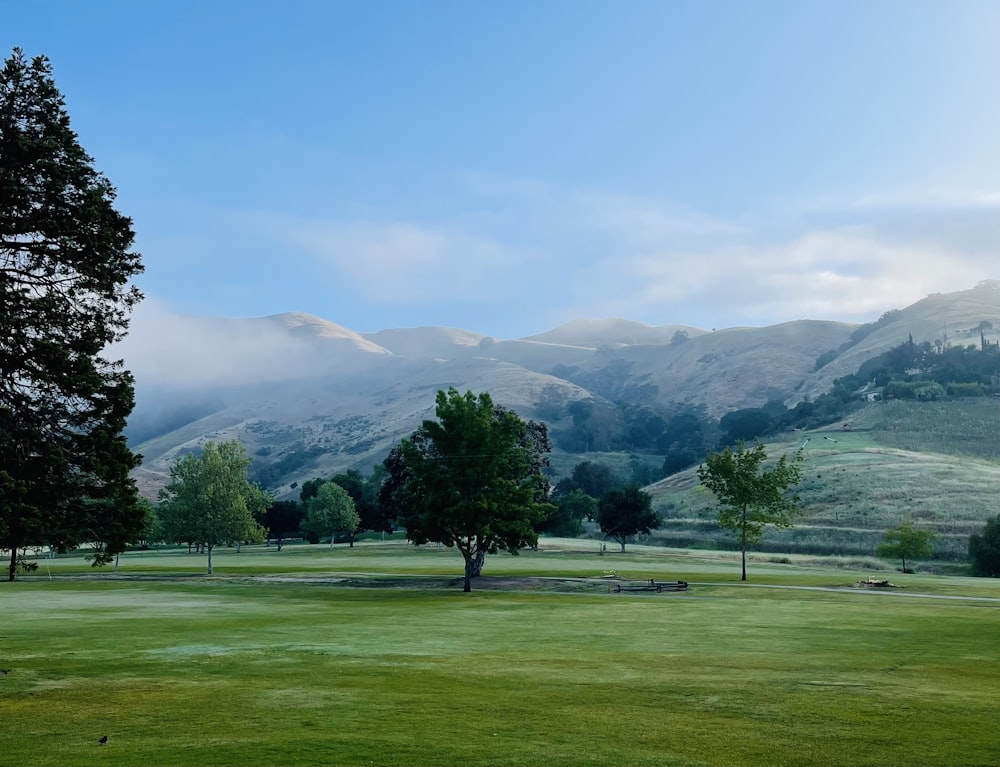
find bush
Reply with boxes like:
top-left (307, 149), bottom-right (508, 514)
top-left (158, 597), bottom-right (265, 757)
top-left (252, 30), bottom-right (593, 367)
top-left (946, 382), bottom-right (986, 397)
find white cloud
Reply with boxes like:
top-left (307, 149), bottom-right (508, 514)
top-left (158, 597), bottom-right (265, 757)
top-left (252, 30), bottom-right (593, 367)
top-left (237, 179), bottom-right (1000, 336)
top-left (275, 218), bottom-right (534, 305)
top-left (562, 226), bottom-right (992, 328)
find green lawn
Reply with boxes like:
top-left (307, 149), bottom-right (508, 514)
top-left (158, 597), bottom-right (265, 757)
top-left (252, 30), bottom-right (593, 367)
top-left (2, 541), bottom-right (999, 766)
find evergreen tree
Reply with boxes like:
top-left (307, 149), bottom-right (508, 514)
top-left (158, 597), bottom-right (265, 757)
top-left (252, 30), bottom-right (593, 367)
top-left (0, 49), bottom-right (145, 580)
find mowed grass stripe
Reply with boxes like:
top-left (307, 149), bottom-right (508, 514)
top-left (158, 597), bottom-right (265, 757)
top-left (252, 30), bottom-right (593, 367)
top-left (2, 571), bottom-right (999, 767)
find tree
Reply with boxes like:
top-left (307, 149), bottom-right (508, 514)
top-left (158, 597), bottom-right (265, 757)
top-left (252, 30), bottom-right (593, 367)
top-left (537, 489), bottom-right (595, 538)
top-left (978, 320), bottom-right (994, 351)
top-left (597, 487), bottom-right (659, 551)
top-left (0, 49), bottom-right (146, 580)
top-left (136, 497), bottom-right (159, 549)
top-left (877, 521), bottom-right (936, 573)
top-left (697, 441), bottom-right (803, 581)
top-left (388, 388), bottom-right (553, 592)
top-left (969, 515), bottom-right (1000, 577)
top-left (718, 408), bottom-right (778, 446)
top-left (157, 441), bottom-right (269, 574)
top-left (261, 500), bottom-right (304, 551)
top-left (331, 468), bottom-right (392, 546)
top-left (303, 482), bottom-right (359, 548)
top-left (553, 460), bottom-right (623, 499)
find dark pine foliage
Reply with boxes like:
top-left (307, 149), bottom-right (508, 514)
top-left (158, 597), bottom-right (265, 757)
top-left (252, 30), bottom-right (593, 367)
top-left (0, 49), bottom-right (145, 579)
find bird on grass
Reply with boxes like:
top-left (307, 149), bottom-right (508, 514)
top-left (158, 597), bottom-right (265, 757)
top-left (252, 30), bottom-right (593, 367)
top-left (97, 736), bottom-right (108, 745)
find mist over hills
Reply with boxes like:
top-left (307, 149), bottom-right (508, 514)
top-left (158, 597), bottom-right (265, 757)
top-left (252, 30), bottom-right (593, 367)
top-left (121, 282), bottom-right (1000, 500)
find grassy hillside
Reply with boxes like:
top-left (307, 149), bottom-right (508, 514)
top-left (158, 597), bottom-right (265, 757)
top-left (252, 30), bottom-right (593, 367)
top-left (646, 399), bottom-right (1000, 563)
top-left (798, 281), bottom-right (1000, 402)
top-left (125, 283), bottom-right (1000, 497)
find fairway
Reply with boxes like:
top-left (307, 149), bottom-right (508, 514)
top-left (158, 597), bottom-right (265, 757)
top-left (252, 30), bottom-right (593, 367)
top-left (2, 543), bottom-right (999, 766)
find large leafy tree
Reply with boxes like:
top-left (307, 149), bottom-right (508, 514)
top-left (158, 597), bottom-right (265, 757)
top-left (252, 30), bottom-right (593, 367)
top-left (878, 521), bottom-right (936, 573)
top-left (597, 487), bottom-right (659, 552)
top-left (969, 515), bottom-right (1000, 577)
top-left (261, 500), bottom-right (304, 551)
top-left (537, 489), bottom-right (596, 538)
top-left (0, 49), bottom-right (145, 580)
top-left (553, 460), bottom-right (623, 499)
top-left (331, 468), bottom-right (393, 546)
top-left (387, 388), bottom-right (553, 592)
top-left (698, 440), bottom-right (803, 581)
top-left (303, 482), bottom-right (359, 548)
top-left (158, 441), bottom-right (269, 574)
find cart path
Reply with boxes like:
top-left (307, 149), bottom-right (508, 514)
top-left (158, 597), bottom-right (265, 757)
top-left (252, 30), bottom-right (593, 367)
top-left (691, 581), bottom-right (1000, 602)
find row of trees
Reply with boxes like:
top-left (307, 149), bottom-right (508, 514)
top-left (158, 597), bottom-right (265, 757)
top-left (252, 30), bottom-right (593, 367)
top-left (145, 420), bottom-right (986, 585)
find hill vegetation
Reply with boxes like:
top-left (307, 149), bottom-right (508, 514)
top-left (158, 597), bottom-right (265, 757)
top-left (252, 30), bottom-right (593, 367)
top-left (118, 283), bottom-right (1000, 573)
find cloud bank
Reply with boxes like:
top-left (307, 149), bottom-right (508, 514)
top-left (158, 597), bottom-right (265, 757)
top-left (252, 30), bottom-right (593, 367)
top-left (246, 179), bottom-right (998, 334)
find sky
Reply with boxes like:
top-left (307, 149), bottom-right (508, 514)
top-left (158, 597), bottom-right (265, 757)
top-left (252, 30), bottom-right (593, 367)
top-left (5, 0), bottom-right (1000, 340)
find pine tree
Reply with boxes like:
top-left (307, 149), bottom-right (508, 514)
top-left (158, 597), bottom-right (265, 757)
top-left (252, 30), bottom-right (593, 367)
top-left (0, 49), bottom-right (145, 580)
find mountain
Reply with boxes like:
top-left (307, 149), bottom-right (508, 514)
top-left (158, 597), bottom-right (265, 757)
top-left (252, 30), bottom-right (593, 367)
top-left (123, 282), bottom-right (1000, 500)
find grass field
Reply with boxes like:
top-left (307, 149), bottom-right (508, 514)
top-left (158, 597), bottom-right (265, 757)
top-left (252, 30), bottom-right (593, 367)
top-left (647, 400), bottom-right (1000, 561)
top-left (3, 541), bottom-right (1000, 766)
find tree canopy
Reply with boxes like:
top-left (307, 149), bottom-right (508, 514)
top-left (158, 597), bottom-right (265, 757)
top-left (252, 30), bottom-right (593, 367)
top-left (0, 49), bottom-right (145, 580)
top-left (597, 487), bottom-right (659, 551)
top-left (331, 468), bottom-right (392, 545)
top-left (385, 388), bottom-right (553, 592)
top-left (157, 441), bottom-right (270, 573)
top-left (553, 460), bottom-right (623, 499)
top-left (261, 500), bottom-right (304, 551)
top-left (303, 482), bottom-right (359, 548)
top-left (537, 489), bottom-right (596, 538)
top-left (698, 440), bottom-right (803, 581)
top-left (877, 520), bottom-right (936, 573)
top-left (969, 515), bottom-right (1000, 577)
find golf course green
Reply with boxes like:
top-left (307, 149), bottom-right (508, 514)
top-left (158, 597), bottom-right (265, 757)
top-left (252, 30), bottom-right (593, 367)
top-left (2, 540), bottom-right (998, 766)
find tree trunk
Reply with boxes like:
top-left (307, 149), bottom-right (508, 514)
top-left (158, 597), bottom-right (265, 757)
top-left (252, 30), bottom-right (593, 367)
top-left (471, 546), bottom-right (486, 577)
top-left (741, 506), bottom-right (748, 581)
top-left (207, 544), bottom-right (214, 575)
top-left (8, 547), bottom-right (16, 582)
top-left (463, 555), bottom-right (474, 592)
top-left (276, 537), bottom-right (283, 552)
top-left (619, 539), bottom-right (626, 553)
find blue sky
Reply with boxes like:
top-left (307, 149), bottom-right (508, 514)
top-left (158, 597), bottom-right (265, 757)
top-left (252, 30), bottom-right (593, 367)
top-left (6, 0), bottom-right (1000, 339)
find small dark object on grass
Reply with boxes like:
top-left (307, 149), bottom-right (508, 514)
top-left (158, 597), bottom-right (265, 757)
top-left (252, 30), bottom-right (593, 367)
top-left (0, 669), bottom-right (10, 675)
top-left (98, 736), bottom-right (108, 745)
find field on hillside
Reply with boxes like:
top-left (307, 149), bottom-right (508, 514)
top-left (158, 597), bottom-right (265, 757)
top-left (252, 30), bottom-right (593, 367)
top-left (3, 542), bottom-right (1000, 767)
top-left (647, 400), bottom-right (1000, 562)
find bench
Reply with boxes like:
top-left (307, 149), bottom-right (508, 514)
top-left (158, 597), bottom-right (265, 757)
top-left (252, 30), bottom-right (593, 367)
top-left (610, 579), bottom-right (689, 593)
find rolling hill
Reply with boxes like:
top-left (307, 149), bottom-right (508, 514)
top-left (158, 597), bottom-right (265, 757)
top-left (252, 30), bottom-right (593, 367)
top-left (123, 282), bottom-right (1000, 500)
